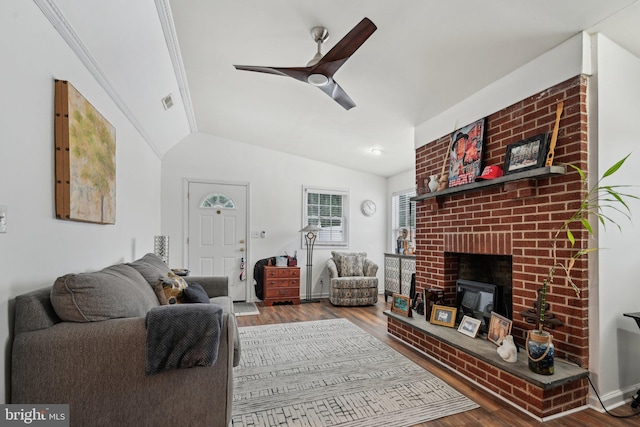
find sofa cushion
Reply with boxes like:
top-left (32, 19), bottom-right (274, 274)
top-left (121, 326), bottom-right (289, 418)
top-left (51, 264), bottom-right (160, 322)
top-left (127, 253), bottom-right (172, 287)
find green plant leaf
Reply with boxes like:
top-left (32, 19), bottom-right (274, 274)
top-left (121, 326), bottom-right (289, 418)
top-left (580, 218), bottom-right (593, 234)
top-left (566, 229), bottom-right (575, 246)
top-left (603, 154), bottom-right (630, 178)
top-left (568, 163), bottom-right (586, 180)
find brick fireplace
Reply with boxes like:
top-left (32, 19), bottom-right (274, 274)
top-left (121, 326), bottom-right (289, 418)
top-left (388, 75), bottom-right (592, 418)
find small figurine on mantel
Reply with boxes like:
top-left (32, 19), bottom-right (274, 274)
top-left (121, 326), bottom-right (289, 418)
top-left (428, 174), bottom-right (439, 193)
top-left (497, 335), bottom-right (518, 363)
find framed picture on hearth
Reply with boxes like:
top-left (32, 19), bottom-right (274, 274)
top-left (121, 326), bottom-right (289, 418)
top-left (448, 118), bottom-right (486, 188)
top-left (457, 315), bottom-right (482, 338)
top-left (487, 312), bottom-right (512, 346)
top-left (503, 133), bottom-right (549, 175)
top-left (391, 293), bottom-right (412, 317)
top-left (430, 305), bottom-right (457, 327)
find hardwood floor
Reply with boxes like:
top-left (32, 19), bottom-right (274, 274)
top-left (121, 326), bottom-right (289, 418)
top-left (236, 298), bottom-right (639, 426)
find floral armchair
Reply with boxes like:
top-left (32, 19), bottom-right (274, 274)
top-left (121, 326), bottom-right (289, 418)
top-left (327, 251), bottom-right (378, 306)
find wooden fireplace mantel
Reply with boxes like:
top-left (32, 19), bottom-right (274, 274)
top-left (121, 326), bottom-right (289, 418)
top-left (411, 165), bottom-right (566, 203)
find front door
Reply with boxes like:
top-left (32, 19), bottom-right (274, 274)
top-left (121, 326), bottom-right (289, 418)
top-left (187, 181), bottom-right (248, 301)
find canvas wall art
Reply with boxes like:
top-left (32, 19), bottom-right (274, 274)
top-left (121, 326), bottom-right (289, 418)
top-left (448, 118), bottom-right (486, 187)
top-left (55, 80), bottom-right (116, 224)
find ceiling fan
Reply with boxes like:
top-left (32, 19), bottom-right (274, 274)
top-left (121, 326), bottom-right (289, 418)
top-left (234, 17), bottom-right (377, 110)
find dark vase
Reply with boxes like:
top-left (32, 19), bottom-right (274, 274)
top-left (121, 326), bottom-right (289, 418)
top-left (526, 330), bottom-right (554, 375)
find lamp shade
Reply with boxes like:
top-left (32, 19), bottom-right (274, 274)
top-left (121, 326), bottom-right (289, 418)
top-left (299, 224), bottom-right (321, 233)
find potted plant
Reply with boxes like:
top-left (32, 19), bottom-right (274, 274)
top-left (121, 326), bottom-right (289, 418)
top-left (524, 154), bottom-right (637, 375)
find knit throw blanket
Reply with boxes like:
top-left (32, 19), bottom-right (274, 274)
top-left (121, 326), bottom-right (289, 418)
top-left (145, 303), bottom-right (222, 375)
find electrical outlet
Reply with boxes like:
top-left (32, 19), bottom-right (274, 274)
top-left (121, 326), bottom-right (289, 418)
top-left (0, 206), bottom-right (6, 233)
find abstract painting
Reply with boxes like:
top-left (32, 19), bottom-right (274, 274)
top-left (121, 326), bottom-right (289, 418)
top-left (55, 80), bottom-right (116, 224)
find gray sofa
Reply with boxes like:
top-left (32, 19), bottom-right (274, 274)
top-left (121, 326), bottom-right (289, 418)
top-left (11, 253), bottom-right (239, 427)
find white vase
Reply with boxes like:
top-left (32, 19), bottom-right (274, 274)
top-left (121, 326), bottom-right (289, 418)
top-left (428, 174), bottom-right (439, 193)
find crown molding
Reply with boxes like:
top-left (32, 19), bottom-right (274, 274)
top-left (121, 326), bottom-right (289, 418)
top-left (34, 0), bottom-right (163, 158)
top-left (155, 0), bottom-right (198, 132)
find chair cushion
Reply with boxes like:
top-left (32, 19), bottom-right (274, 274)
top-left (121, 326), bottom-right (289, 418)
top-left (51, 264), bottom-right (160, 322)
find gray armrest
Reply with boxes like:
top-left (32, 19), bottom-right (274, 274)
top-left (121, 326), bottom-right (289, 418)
top-left (327, 259), bottom-right (339, 279)
top-left (185, 276), bottom-right (229, 297)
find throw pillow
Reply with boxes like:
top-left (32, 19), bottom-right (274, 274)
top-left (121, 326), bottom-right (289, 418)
top-left (331, 251), bottom-right (367, 276)
top-left (182, 283), bottom-right (210, 304)
top-left (339, 254), bottom-right (364, 277)
top-left (160, 279), bottom-right (184, 305)
top-left (157, 273), bottom-right (190, 304)
top-left (153, 282), bottom-right (169, 305)
top-left (166, 272), bottom-right (188, 290)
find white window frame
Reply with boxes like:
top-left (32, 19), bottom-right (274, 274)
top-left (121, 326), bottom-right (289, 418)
top-left (302, 186), bottom-right (349, 248)
top-left (391, 188), bottom-right (416, 252)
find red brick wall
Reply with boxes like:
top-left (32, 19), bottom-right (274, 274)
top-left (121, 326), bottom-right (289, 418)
top-left (388, 317), bottom-right (588, 418)
top-left (413, 75), bottom-right (590, 367)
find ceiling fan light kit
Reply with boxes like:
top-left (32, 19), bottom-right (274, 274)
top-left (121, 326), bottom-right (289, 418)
top-left (307, 73), bottom-right (329, 86)
top-left (234, 18), bottom-right (377, 110)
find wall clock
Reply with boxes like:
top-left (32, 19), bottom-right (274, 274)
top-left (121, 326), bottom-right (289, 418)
top-left (361, 200), bottom-right (376, 217)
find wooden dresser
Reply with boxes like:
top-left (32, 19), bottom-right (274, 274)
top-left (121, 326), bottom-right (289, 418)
top-left (263, 266), bottom-right (300, 306)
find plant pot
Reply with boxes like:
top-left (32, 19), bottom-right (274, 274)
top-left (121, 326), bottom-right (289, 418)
top-left (526, 330), bottom-right (554, 375)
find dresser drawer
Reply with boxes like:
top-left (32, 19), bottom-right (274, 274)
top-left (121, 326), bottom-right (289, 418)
top-left (265, 278), bottom-right (290, 288)
top-left (277, 268), bottom-right (299, 278)
top-left (264, 287), bottom-right (299, 298)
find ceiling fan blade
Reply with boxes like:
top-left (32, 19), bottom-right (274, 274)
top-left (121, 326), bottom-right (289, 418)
top-left (234, 65), bottom-right (311, 83)
top-left (317, 79), bottom-right (356, 110)
top-left (312, 17), bottom-right (376, 78)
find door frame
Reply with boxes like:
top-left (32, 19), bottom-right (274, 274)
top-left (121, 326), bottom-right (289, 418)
top-left (183, 178), bottom-right (251, 301)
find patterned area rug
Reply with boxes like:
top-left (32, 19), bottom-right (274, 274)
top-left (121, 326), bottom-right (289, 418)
top-left (233, 302), bottom-right (260, 317)
top-left (232, 318), bottom-right (478, 426)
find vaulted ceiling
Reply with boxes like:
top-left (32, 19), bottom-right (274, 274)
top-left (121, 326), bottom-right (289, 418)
top-left (39, 0), bottom-right (640, 177)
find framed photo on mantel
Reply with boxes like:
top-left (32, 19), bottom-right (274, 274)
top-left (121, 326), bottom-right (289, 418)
top-left (503, 133), bottom-right (550, 175)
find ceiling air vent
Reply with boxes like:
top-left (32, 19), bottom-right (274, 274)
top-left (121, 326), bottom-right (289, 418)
top-left (161, 94), bottom-right (174, 110)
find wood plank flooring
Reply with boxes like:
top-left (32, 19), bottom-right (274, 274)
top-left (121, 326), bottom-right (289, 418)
top-left (235, 298), bottom-right (639, 426)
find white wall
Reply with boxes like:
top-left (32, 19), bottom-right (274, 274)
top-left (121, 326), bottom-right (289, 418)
top-left (590, 34), bottom-right (640, 408)
top-left (0, 1), bottom-right (162, 403)
top-left (414, 32), bottom-right (589, 150)
top-left (161, 132), bottom-right (387, 299)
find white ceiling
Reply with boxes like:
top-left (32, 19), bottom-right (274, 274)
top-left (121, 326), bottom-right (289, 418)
top-left (42, 0), bottom-right (640, 177)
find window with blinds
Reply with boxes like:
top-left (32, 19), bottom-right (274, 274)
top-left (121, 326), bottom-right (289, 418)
top-left (391, 189), bottom-right (416, 250)
top-left (302, 186), bottom-right (349, 247)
